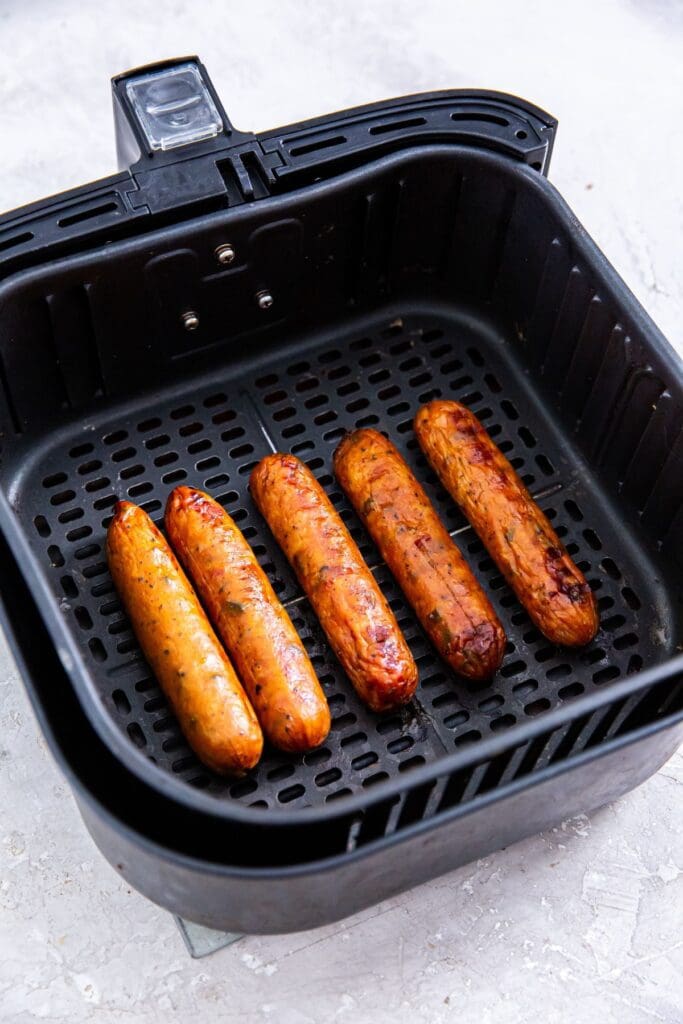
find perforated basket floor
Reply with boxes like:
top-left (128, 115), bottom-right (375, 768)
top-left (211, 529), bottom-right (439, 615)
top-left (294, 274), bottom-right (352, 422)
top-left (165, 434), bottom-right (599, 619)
top-left (10, 305), bottom-right (673, 810)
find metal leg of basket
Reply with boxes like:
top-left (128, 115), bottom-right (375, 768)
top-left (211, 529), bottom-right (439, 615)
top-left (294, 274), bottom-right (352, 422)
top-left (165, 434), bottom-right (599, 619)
top-left (174, 916), bottom-right (244, 958)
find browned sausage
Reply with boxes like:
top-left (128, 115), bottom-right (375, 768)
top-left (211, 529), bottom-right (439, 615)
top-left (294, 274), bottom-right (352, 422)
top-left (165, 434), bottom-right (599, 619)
top-left (165, 486), bottom-right (331, 752)
top-left (414, 401), bottom-right (599, 646)
top-left (249, 454), bottom-right (418, 712)
top-left (334, 429), bottom-right (505, 679)
top-left (106, 501), bottom-right (263, 775)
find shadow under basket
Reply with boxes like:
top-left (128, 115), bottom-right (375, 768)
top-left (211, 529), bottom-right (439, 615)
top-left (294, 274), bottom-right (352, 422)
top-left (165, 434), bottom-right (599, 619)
top-left (0, 59), bottom-right (681, 933)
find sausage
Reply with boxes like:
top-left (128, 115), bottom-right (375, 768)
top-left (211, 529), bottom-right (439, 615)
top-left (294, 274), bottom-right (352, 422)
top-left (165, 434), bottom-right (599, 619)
top-left (106, 501), bottom-right (263, 775)
top-left (249, 454), bottom-right (418, 712)
top-left (334, 429), bottom-right (505, 680)
top-left (414, 401), bottom-right (599, 646)
top-left (165, 486), bottom-right (331, 752)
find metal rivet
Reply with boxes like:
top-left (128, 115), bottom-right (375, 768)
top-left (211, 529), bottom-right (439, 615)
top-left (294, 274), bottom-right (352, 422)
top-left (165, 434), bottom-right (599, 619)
top-left (215, 243), bottom-right (236, 266)
top-left (182, 311), bottom-right (199, 331)
top-left (256, 290), bottom-right (274, 311)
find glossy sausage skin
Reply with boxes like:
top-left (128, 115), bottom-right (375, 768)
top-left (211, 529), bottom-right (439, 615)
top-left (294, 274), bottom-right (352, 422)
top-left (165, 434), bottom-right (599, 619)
top-left (414, 401), bottom-right (599, 646)
top-left (106, 501), bottom-right (263, 775)
top-left (250, 454), bottom-right (418, 712)
top-left (165, 486), bottom-right (330, 752)
top-left (334, 429), bottom-right (505, 679)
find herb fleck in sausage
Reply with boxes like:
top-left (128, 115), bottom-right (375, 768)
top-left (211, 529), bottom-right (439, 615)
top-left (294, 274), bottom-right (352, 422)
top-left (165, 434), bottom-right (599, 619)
top-left (165, 486), bottom-right (330, 752)
top-left (334, 429), bottom-right (505, 679)
top-left (106, 500), bottom-right (263, 774)
top-left (250, 454), bottom-right (418, 712)
top-left (414, 401), bottom-right (598, 646)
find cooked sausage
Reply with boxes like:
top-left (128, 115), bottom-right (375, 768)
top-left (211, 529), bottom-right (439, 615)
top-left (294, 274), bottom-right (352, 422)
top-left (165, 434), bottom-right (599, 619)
top-left (334, 429), bottom-right (505, 679)
top-left (414, 401), bottom-right (599, 646)
top-left (106, 501), bottom-right (263, 775)
top-left (165, 486), bottom-right (331, 752)
top-left (249, 454), bottom-right (418, 712)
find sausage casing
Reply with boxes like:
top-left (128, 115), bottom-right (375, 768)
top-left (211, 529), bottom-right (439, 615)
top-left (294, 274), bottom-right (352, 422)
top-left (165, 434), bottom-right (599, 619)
top-left (106, 501), bottom-right (263, 775)
top-left (414, 401), bottom-right (599, 646)
top-left (165, 486), bottom-right (331, 752)
top-left (249, 454), bottom-right (418, 712)
top-left (334, 429), bottom-right (505, 679)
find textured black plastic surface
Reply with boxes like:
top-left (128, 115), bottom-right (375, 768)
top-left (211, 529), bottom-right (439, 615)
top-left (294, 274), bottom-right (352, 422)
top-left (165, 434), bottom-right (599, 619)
top-left (0, 82), bottom-right (682, 923)
top-left (7, 306), bottom-right (674, 812)
top-left (76, 717), bottom-right (683, 932)
top-left (0, 58), bottom-right (555, 277)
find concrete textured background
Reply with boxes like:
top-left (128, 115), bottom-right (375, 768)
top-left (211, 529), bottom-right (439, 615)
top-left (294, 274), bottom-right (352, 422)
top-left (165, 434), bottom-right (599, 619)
top-left (0, 1), bottom-right (681, 1021)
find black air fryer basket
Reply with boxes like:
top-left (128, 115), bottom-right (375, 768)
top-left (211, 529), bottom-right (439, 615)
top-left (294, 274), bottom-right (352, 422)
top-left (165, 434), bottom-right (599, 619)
top-left (1, 58), bottom-right (681, 934)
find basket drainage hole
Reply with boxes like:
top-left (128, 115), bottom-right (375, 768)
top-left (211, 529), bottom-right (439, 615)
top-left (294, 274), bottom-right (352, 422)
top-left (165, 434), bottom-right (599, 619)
top-left (137, 417), bottom-right (162, 433)
top-left (525, 697), bottom-right (551, 716)
top-left (50, 489), bottom-right (76, 507)
top-left (546, 663), bottom-right (571, 681)
top-left (622, 587), bottom-right (641, 611)
top-left (454, 729), bottom-right (481, 747)
top-left (104, 430), bottom-right (128, 446)
top-left (211, 412), bottom-right (239, 434)
top-left (189, 775), bottom-right (211, 789)
top-left (593, 665), bottom-right (620, 685)
top-left (60, 575), bottom-right (78, 598)
top-left (278, 784), bottom-right (305, 804)
top-left (564, 499), bottom-right (583, 522)
top-left (478, 694), bottom-right (504, 712)
top-left (315, 767), bottom-right (343, 787)
top-left (303, 747), bottom-right (331, 766)
top-left (112, 689), bottom-right (131, 715)
top-left (230, 778), bottom-right (257, 799)
top-left (127, 722), bottom-right (146, 748)
top-left (340, 731), bottom-right (367, 748)
top-left (362, 771), bottom-right (390, 788)
top-left (88, 637), bottom-right (107, 662)
top-left (326, 788), bottom-right (353, 803)
top-left (170, 404), bottom-right (195, 420)
top-left (42, 471), bottom-right (68, 489)
top-left (583, 528), bottom-right (602, 551)
top-left (490, 714), bottom-right (516, 732)
top-left (387, 736), bottom-right (414, 754)
top-left (559, 682), bottom-right (584, 700)
top-left (535, 455), bottom-right (555, 476)
top-left (145, 433), bottom-right (170, 450)
top-left (34, 515), bottom-right (51, 538)
top-left (351, 752), bottom-right (378, 772)
top-left (602, 614), bottom-right (626, 632)
top-left (267, 764), bottom-right (295, 783)
top-left (74, 606), bottom-right (93, 630)
top-left (203, 392), bottom-right (227, 408)
top-left (444, 711), bottom-right (469, 729)
top-left (112, 446), bottom-right (136, 463)
top-left (501, 659), bottom-right (526, 678)
top-left (48, 545), bottom-right (64, 567)
top-left (69, 442), bottom-right (94, 458)
top-left (432, 692), bottom-right (460, 710)
top-left (601, 557), bottom-right (621, 580)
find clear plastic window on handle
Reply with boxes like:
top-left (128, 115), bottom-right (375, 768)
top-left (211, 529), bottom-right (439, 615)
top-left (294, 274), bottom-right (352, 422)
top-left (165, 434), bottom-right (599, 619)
top-left (125, 63), bottom-right (223, 152)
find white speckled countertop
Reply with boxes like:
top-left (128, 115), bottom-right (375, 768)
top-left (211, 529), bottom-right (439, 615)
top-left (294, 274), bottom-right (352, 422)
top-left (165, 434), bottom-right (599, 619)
top-left (0, 1), bottom-right (681, 1021)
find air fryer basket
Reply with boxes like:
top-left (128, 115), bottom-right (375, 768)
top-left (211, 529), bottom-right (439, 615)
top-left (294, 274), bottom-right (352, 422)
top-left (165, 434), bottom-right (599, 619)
top-left (0, 58), bottom-right (681, 931)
